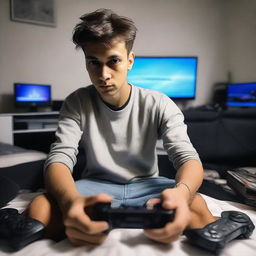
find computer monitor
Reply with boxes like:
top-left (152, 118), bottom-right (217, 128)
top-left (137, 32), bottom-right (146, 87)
top-left (226, 82), bottom-right (256, 108)
top-left (128, 56), bottom-right (198, 99)
top-left (14, 83), bottom-right (52, 111)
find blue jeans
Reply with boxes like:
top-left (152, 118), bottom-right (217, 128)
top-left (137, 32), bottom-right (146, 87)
top-left (75, 177), bottom-right (176, 207)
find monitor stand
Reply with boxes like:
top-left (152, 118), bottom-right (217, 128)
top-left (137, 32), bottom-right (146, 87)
top-left (28, 106), bottom-right (38, 112)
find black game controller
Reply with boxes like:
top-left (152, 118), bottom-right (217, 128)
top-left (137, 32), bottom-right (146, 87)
top-left (90, 202), bottom-right (175, 229)
top-left (184, 211), bottom-right (255, 253)
top-left (0, 208), bottom-right (45, 251)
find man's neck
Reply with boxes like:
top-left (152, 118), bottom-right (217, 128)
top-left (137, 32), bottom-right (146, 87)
top-left (103, 85), bottom-right (132, 110)
top-left (102, 83), bottom-right (131, 108)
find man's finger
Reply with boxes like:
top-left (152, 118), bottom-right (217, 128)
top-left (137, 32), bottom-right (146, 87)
top-left (145, 198), bottom-right (161, 209)
top-left (67, 227), bottom-right (108, 246)
top-left (85, 193), bottom-right (113, 206)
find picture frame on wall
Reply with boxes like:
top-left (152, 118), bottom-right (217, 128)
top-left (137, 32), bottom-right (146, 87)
top-left (10, 0), bottom-right (56, 27)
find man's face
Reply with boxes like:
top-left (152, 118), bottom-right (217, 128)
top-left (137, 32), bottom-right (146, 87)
top-left (83, 40), bottom-right (134, 103)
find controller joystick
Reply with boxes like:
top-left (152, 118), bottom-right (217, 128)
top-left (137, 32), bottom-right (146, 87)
top-left (90, 202), bottom-right (175, 229)
top-left (228, 211), bottom-right (249, 223)
top-left (0, 208), bottom-right (45, 251)
top-left (184, 211), bottom-right (255, 253)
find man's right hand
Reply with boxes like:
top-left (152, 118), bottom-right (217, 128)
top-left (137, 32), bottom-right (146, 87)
top-left (62, 193), bottom-right (112, 246)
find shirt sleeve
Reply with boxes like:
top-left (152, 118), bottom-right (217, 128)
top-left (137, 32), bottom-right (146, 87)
top-left (158, 94), bottom-right (201, 170)
top-left (44, 91), bottom-right (83, 172)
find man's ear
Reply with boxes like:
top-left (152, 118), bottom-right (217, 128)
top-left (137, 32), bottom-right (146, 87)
top-left (128, 51), bottom-right (135, 70)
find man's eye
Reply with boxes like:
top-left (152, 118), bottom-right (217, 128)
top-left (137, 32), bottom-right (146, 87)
top-left (88, 60), bottom-right (100, 66)
top-left (110, 58), bottom-right (121, 64)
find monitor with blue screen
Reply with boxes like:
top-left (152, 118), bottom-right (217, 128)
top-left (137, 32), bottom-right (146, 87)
top-left (128, 56), bottom-right (198, 99)
top-left (226, 82), bottom-right (256, 108)
top-left (14, 83), bottom-right (52, 111)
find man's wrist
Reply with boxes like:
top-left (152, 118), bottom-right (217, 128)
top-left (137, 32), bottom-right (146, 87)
top-left (175, 182), bottom-right (193, 203)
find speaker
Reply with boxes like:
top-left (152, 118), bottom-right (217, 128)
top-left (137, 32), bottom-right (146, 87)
top-left (52, 100), bottom-right (63, 111)
top-left (212, 83), bottom-right (227, 109)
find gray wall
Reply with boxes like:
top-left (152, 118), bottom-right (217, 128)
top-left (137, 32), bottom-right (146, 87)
top-left (224, 0), bottom-right (256, 82)
top-left (0, 0), bottom-right (255, 112)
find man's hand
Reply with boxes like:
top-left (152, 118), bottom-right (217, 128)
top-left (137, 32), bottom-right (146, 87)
top-left (62, 193), bottom-right (112, 246)
top-left (144, 188), bottom-right (191, 244)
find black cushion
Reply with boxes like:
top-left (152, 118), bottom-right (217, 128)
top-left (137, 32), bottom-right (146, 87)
top-left (0, 160), bottom-right (45, 190)
top-left (0, 175), bottom-right (19, 208)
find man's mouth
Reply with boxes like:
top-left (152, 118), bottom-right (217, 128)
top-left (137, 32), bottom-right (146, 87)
top-left (99, 84), bottom-right (114, 88)
top-left (98, 84), bottom-right (114, 92)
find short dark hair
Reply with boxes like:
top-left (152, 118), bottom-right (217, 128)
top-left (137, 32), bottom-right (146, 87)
top-left (72, 9), bottom-right (137, 53)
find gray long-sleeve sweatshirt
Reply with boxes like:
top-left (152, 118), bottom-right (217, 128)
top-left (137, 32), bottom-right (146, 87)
top-left (44, 85), bottom-right (200, 183)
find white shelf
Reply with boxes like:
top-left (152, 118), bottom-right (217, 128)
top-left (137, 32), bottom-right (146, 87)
top-left (0, 111), bottom-right (59, 146)
top-left (2, 111), bottom-right (59, 116)
top-left (13, 128), bottom-right (57, 134)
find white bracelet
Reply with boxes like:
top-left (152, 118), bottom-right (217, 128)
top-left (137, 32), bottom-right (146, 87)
top-left (175, 182), bottom-right (192, 200)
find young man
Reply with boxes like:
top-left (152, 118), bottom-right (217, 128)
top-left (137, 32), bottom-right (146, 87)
top-left (27, 9), bottom-right (217, 246)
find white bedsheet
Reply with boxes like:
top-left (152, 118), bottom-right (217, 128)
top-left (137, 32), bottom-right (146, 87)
top-left (0, 193), bottom-right (256, 256)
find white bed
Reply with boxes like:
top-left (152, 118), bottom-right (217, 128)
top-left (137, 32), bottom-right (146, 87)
top-left (0, 192), bottom-right (255, 256)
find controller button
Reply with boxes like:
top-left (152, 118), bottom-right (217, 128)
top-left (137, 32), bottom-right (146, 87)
top-left (209, 229), bottom-right (218, 234)
top-left (211, 233), bottom-right (222, 239)
top-left (203, 231), bottom-right (212, 237)
top-left (211, 224), bottom-right (219, 230)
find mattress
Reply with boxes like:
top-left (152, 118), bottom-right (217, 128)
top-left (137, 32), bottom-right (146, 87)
top-left (0, 192), bottom-right (255, 256)
top-left (0, 142), bottom-right (46, 168)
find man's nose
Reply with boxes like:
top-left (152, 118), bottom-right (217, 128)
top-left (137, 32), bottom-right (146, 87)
top-left (99, 65), bottom-right (111, 81)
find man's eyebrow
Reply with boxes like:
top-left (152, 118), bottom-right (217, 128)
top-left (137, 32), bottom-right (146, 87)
top-left (85, 56), bottom-right (98, 60)
top-left (108, 55), bottom-right (121, 58)
top-left (85, 55), bottom-right (121, 60)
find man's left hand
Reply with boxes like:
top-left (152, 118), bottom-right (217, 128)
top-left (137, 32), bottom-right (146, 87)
top-left (144, 188), bottom-right (191, 243)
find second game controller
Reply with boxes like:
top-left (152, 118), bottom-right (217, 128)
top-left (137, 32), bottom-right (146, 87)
top-left (90, 202), bottom-right (175, 229)
top-left (183, 211), bottom-right (255, 253)
top-left (0, 208), bottom-right (45, 251)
